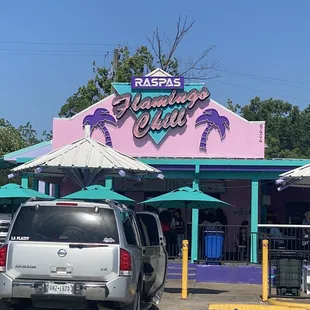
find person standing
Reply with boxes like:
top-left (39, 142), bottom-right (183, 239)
top-left (171, 209), bottom-right (185, 259)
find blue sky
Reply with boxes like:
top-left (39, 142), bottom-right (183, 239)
top-left (1, 0), bottom-right (310, 134)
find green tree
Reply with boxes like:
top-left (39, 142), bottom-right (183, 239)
top-left (226, 98), bottom-right (241, 113)
top-left (0, 119), bottom-right (26, 156)
top-left (18, 122), bottom-right (41, 146)
top-left (0, 119), bottom-right (52, 186)
top-left (42, 130), bottom-right (53, 141)
top-left (59, 16), bottom-right (218, 118)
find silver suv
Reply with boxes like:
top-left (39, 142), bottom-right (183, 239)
top-left (0, 200), bottom-right (167, 310)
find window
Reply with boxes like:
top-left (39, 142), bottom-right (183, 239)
top-left (122, 212), bottom-right (138, 246)
top-left (10, 206), bottom-right (119, 244)
top-left (137, 214), bottom-right (159, 246)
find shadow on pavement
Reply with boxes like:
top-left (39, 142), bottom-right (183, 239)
top-left (164, 287), bottom-right (227, 294)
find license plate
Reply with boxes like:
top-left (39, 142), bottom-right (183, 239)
top-left (46, 283), bottom-right (74, 295)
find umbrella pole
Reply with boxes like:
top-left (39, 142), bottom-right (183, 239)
top-left (11, 198), bottom-right (14, 219)
top-left (184, 202), bottom-right (188, 240)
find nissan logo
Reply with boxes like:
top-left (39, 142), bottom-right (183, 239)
top-left (57, 249), bottom-right (67, 258)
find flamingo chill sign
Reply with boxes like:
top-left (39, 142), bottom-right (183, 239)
top-left (112, 84), bottom-right (211, 143)
top-left (83, 76), bottom-right (231, 153)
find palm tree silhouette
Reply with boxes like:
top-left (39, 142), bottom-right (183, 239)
top-left (195, 108), bottom-right (230, 152)
top-left (83, 108), bottom-right (117, 147)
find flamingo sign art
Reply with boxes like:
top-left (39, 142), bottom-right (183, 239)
top-left (112, 85), bottom-right (211, 144)
top-left (195, 108), bottom-right (230, 152)
top-left (83, 108), bottom-right (117, 147)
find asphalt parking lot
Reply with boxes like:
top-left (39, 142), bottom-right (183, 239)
top-left (159, 280), bottom-right (263, 309)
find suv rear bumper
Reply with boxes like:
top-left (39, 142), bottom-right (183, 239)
top-left (0, 273), bottom-right (135, 303)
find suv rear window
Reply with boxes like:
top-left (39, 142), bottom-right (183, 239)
top-left (10, 205), bottom-right (119, 244)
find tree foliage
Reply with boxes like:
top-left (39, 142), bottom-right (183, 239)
top-left (0, 119), bottom-right (51, 186)
top-left (226, 97), bottom-right (310, 159)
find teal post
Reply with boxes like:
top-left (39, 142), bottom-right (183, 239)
top-left (45, 182), bottom-right (50, 195)
top-left (105, 177), bottom-right (113, 189)
top-left (250, 179), bottom-right (259, 263)
top-left (21, 175), bottom-right (28, 188)
top-left (261, 182), bottom-right (267, 224)
top-left (54, 184), bottom-right (60, 199)
top-left (32, 179), bottom-right (39, 191)
top-left (191, 165), bottom-right (200, 263)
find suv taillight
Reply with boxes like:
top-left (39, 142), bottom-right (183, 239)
top-left (120, 248), bottom-right (132, 276)
top-left (0, 244), bottom-right (8, 272)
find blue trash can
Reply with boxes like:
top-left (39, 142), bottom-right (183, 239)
top-left (204, 231), bottom-right (224, 259)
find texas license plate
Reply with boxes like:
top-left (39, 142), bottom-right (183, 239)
top-left (46, 283), bottom-right (74, 294)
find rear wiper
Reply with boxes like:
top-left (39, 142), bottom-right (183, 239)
top-left (69, 244), bottom-right (108, 249)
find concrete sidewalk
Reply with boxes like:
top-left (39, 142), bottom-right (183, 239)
top-left (160, 280), bottom-right (310, 309)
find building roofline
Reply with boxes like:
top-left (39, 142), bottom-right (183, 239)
top-left (3, 140), bottom-right (52, 161)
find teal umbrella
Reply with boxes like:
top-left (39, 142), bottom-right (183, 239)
top-left (0, 183), bottom-right (54, 214)
top-left (141, 186), bottom-right (233, 238)
top-left (0, 183), bottom-right (53, 203)
top-left (61, 185), bottom-right (135, 205)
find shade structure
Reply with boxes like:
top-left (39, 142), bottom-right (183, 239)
top-left (11, 126), bottom-right (161, 188)
top-left (61, 185), bottom-right (135, 205)
top-left (141, 186), bottom-right (232, 209)
top-left (141, 186), bottom-right (233, 238)
top-left (276, 164), bottom-right (310, 190)
top-left (0, 183), bottom-right (54, 206)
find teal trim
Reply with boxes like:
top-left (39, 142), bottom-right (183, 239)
top-left (191, 178), bottom-right (200, 263)
top-left (45, 182), bottom-right (50, 195)
top-left (54, 184), bottom-right (60, 199)
top-left (261, 183), bottom-right (268, 223)
top-left (250, 179), bottom-right (259, 263)
top-left (105, 177), bottom-right (113, 189)
top-left (21, 175), bottom-right (28, 188)
top-left (32, 179), bottom-right (39, 191)
top-left (140, 157), bottom-right (310, 167)
top-left (162, 171), bottom-right (283, 180)
top-left (16, 157), bottom-right (36, 163)
top-left (3, 140), bottom-right (51, 160)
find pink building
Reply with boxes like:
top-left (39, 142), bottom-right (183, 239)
top-left (2, 69), bottom-right (310, 283)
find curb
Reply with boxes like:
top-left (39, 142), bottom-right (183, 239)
top-left (268, 298), bottom-right (310, 309)
top-left (208, 303), bottom-right (307, 310)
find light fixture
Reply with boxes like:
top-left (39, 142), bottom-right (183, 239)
top-left (275, 178), bottom-right (284, 185)
top-left (7, 173), bottom-right (15, 179)
top-left (34, 167), bottom-right (43, 174)
top-left (118, 170), bottom-right (126, 177)
top-left (157, 173), bottom-right (165, 180)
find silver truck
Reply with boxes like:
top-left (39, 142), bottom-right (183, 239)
top-left (0, 200), bottom-right (167, 310)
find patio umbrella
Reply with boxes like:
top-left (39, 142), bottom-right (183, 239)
top-left (0, 183), bottom-right (54, 214)
top-left (141, 186), bottom-right (233, 238)
top-left (61, 185), bottom-right (135, 205)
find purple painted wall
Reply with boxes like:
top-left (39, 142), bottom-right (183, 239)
top-left (196, 265), bottom-right (262, 284)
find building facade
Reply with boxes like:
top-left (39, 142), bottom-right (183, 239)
top-left (2, 69), bottom-right (310, 270)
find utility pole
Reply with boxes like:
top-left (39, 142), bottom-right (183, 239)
top-left (111, 48), bottom-right (119, 94)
